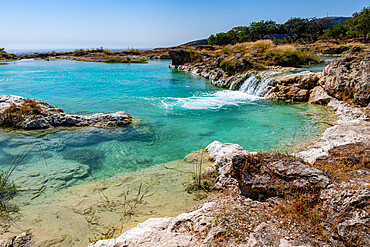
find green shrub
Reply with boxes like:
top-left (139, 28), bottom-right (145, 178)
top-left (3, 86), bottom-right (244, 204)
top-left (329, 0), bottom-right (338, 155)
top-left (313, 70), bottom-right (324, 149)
top-left (103, 49), bottom-right (114, 55)
top-left (105, 58), bottom-right (147, 64)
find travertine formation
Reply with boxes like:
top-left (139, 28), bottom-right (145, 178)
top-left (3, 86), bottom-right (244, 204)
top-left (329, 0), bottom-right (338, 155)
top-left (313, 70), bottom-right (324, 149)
top-left (0, 95), bottom-right (132, 129)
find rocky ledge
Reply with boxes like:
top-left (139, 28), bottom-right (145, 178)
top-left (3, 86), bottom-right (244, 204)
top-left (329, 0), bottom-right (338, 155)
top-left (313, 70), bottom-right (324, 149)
top-left (0, 95), bottom-right (132, 130)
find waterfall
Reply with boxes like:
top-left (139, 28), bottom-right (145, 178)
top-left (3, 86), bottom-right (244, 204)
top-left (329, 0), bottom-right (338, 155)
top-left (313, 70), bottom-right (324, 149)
top-left (236, 71), bottom-right (277, 97)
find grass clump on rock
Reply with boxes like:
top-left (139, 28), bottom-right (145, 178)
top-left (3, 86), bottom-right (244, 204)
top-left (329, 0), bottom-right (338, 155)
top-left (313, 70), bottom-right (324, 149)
top-left (0, 99), bottom-right (45, 128)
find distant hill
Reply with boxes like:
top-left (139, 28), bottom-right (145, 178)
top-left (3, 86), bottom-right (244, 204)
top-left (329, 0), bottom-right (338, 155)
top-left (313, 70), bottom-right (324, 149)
top-left (321, 17), bottom-right (349, 27)
top-left (181, 39), bottom-right (208, 46)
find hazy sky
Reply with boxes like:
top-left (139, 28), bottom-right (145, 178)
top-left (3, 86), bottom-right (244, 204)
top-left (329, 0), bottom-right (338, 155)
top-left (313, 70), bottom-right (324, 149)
top-left (1, 0), bottom-right (368, 50)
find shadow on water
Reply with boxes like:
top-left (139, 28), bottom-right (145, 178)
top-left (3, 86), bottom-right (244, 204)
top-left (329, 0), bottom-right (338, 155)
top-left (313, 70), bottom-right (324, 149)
top-left (0, 153), bottom-right (34, 168)
top-left (62, 148), bottom-right (106, 171)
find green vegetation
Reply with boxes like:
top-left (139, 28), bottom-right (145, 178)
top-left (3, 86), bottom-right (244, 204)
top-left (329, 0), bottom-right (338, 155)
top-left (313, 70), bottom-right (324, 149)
top-left (324, 6), bottom-right (370, 39)
top-left (183, 149), bottom-right (217, 200)
top-left (0, 144), bottom-right (47, 226)
top-left (120, 49), bottom-right (141, 55)
top-left (214, 40), bottom-right (320, 74)
top-left (209, 17), bottom-right (331, 45)
top-left (0, 48), bottom-right (15, 60)
top-left (104, 58), bottom-right (147, 64)
top-left (208, 6), bottom-right (370, 45)
top-left (0, 170), bottom-right (18, 223)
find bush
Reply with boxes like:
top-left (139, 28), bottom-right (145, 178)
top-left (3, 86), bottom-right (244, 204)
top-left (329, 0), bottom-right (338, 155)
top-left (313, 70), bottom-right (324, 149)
top-left (105, 58), bottom-right (147, 64)
top-left (252, 39), bottom-right (275, 52)
top-left (103, 49), bottom-right (114, 55)
top-left (216, 41), bottom-right (320, 71)
top-left (73, 49), bottom-right (86, 56)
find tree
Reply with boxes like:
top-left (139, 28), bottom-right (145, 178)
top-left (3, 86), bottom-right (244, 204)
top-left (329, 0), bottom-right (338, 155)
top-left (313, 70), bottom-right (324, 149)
top-left (208, 32), bottom-right (232, 45)
top-left (282, 17), bottom-right (308, 41)
top-left (323, 24), bottom-right (348, 39)
top-left (237, 26), bottom-right (250, 42)
top-left (345, 6), bottom-right (370, 38)
top-left (249, 20), bottom-right (278, 41)
top-left (306, 18), bottom-right (331, 41)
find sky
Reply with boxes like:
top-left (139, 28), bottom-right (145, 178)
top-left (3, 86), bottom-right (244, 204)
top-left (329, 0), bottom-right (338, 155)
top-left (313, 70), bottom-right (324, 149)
top-left (1, 0), bottom-right (368, 51)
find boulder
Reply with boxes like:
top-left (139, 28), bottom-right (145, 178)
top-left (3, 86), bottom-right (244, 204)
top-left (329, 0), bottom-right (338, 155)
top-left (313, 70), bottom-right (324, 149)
top-left (319, 55), bottom-right (370, 106)
top-left (169, 50), bottom-right (191, 66)
top-left (308, 86), bottom-right (332, 105)
top-left (276, 71), bottom-right (321, 89)
top-left (207, 141), bottom-right (333, 200)
top-left (0, 95), bottom-right (132, 130)
top-left (266, 71), bottom-right (321, 102)
top-left (0, 232), bottom-right (32, 247)
top-left (266, 85), bottom-right (309, 102)
top-left (231, 153), bottom-right (333, 200)
top-left (206, 140), bottom-right (252, 188)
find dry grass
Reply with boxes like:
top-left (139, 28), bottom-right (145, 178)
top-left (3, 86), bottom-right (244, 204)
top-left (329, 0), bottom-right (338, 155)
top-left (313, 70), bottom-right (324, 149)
top-left (1, 99), bottom-right (43, 117)
top-left (275, 185), bottom-right (324, 238)
top-left (313, 143), bottom-right (369, 180)
top-left (213, 40), bottom-right (321, 74)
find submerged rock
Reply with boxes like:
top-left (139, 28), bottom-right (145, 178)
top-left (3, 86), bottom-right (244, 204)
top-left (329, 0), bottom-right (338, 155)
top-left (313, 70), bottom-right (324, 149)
top-left (0, 95), bottom-right (132, 130)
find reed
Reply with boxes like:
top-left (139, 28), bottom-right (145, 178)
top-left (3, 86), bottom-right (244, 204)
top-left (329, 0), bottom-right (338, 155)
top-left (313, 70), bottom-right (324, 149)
top-left (0, 144), bottom-right (47, 225)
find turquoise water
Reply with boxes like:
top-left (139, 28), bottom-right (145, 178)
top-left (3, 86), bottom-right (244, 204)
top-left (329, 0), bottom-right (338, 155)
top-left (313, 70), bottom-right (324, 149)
top-left (0, 59), bottom-right (329, 181)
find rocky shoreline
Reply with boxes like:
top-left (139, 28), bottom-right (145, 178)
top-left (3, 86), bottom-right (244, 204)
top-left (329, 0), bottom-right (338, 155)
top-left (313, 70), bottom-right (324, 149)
top-left (0, 95), bottom-right (132, 129)
top-left (87, 54), bottom-right (369, 246)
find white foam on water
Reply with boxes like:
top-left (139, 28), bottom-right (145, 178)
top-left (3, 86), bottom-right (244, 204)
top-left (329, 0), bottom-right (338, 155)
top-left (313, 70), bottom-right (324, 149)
top-left (160, 90), bottom-right (262, 110)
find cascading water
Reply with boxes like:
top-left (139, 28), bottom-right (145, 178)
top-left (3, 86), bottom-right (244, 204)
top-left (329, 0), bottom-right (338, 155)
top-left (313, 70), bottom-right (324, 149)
top-left (236, 71), bottom-right (278, 97)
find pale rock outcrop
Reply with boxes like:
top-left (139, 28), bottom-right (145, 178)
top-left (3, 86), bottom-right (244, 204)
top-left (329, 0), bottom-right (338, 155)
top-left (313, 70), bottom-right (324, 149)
top-left (266, 71), bottom-right (321, 102)
top-left (275, 71), bottom-right (321, 89)
top-left (247, 222), bottom-right (310, 247)
top-left (206, 140), bottom-right (254, 188)
top-left (319, 55), bottom-right (370, 106)
top-left (308, 86), bottom-right (332, 105)
top-left (321, 180), bottom-right (370, 245)
top-left (297, 99), bottom-right (370, 164)
top-left (89, 202), bottom-right (217, 247)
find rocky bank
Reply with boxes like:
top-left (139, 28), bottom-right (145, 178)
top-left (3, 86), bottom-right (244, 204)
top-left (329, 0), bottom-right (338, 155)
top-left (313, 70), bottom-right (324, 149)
top-left (0, 95), bottom-right (132, 129)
